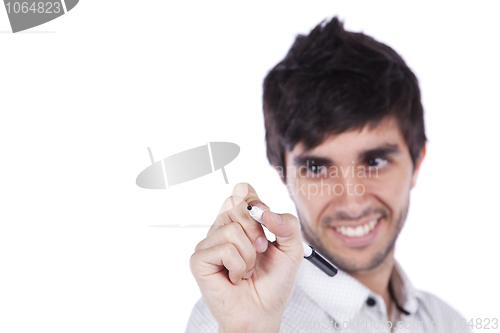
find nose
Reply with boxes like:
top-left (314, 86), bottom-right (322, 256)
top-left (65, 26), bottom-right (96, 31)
top-left (331, 166), bottom-right (370, 217)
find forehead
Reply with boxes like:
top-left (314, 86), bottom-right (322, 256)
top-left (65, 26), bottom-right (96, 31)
top-left (287, 117), bottom-right (406, 160)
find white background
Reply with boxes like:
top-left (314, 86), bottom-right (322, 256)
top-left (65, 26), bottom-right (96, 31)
top-left (1, 1), bottom-right (499, 332)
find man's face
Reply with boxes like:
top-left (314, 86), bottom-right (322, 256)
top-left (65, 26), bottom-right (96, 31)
top-left (283, 117), bottom-right (424, 272)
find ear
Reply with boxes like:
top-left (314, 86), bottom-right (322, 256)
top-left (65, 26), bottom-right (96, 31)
top-left (411, 144), bottom-right (426, 189)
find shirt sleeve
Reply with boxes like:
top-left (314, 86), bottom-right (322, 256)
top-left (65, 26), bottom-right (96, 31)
top-left (185, 297), bottom-right (219, 333)
top-left (417, 290), bottom-right (474, 333)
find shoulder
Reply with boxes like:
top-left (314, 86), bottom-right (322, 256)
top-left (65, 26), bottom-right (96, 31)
top-left (185, 297), bottom-right (218, 333)
top-left (416, 289), bottom-right (462, 317)
top-left (415, 290), bottom-right (473, 333)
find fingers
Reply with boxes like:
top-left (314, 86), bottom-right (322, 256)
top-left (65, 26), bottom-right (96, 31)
top-left (261, 211), bottom-right (304, 262)
top-left (231, 182), bottom-right (269, 210)
top-left (209, 192), bottom-right (269, 253)
top-left (190, 243), bottom-right (248, 285)
top-left (195, 222), bottom-right (258, 275)
top-left (213, 182), bottom-right (269, 217)
top-left (192, 182), bottom-right (290, 285)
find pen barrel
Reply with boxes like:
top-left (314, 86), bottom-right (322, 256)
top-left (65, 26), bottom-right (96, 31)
top-left (304, 249), bottom-right (338, 277)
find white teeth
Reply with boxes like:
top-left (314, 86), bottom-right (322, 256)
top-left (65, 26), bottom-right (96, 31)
top-left (335, 219), bottom-right (379, 237)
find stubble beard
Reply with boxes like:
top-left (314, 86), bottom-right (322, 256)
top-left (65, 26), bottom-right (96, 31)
top-left (298, 199), bottom-right (409, 273)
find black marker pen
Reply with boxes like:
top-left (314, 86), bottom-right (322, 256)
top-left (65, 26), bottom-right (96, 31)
top-left (247, 205), bottom-right (338, 277)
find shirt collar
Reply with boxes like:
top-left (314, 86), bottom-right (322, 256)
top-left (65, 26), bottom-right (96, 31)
top-left (390, 260), bottom-right (419, 314)
top-left (294, 257), bottom-right (419, 323)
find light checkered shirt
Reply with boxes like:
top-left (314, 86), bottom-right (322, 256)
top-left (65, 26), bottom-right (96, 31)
top-left (185, 259), bottom-right (472, 332)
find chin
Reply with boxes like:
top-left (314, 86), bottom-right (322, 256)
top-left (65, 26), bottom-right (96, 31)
top-left (320, 227), bottom-right (395, 272)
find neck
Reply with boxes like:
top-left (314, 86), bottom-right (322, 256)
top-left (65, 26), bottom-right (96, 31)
top-left (347, 247), bottom-right (395, 318)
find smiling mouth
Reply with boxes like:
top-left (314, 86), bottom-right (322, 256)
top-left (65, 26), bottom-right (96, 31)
top-left (334, 218), bottom-right (380, 237)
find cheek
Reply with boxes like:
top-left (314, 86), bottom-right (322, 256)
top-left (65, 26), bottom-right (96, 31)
top-left (287, 178), bottom-right (328, 228)
top-left (363, 168), bottom-right (412, 210)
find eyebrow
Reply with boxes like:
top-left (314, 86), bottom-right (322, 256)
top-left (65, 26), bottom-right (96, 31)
top-left (293, 155), bottom-right (333, 166)
top-left (293, 143), bottom-right (401, 165)
top-left (359, 143), bottom-right (401, 160)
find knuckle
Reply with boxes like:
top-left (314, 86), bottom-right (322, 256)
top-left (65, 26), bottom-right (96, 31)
top-left (223, 242), bottom-right (236, 256)
top-left (232, 256), bottom-right (247, 274)
top-left (233, 182), bottom-right (250, 192)
top-left (231, 194), bottom-right (244, 201)
top-left (231, 194), bottom-right (245, 207)
top-left (220, 196), bottom-right (235, 211)
top-left (246, 250), bottom-right (257, 268)
top-left (236, 261), bottom-right (247, 275)
top-left (221, 195), bottom-right (245, 213)
top-left (189, 252), bottom-right (200, 273)
top-left (225, 221), bottom-right (243, 237)
top-left (221, 242), bottom-right (254, 276)
top-left (224, 224), bottom-right (255, 267)
top-left (194, 239), bottom-right (205, 252)
top-left (232, 182), bottom-right (251, 198)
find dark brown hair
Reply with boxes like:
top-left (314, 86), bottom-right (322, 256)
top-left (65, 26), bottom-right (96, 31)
top-left (263, 17), bottom-right (426, 181)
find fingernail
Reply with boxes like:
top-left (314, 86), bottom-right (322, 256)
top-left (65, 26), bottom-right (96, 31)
top-left (244, 269), bottom-right (254, 279)
top-left (235, 278), bottom-right (242, 285)
top-left (254, 236), bottom-right (268, 253)
top-left (268, 211), bottom-right (282, 224)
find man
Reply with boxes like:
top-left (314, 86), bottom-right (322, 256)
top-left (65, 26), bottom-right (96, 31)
top-left (186, 17), bottom-right (470, 332)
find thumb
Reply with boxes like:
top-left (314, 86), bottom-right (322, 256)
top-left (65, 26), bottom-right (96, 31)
top-left (262, 211), bottom-right (304, 260)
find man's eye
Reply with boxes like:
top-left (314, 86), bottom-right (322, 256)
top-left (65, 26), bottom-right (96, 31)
top-left (367, 157), bottom-right (388, 168)
top-left (308, 165), bottom-right (326, 174)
